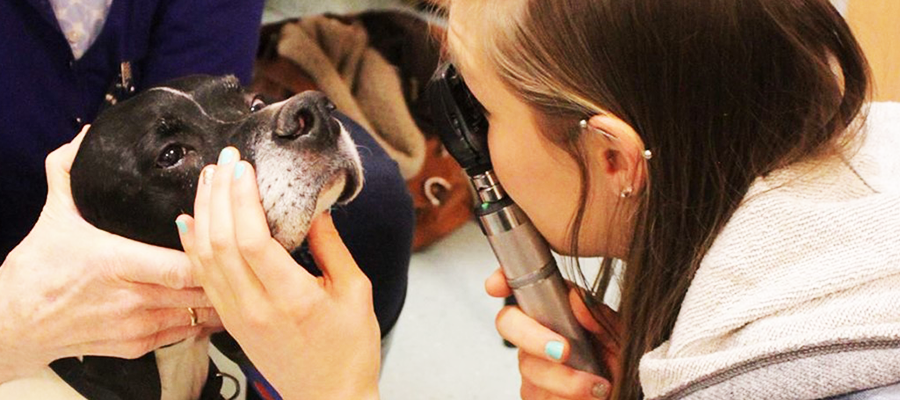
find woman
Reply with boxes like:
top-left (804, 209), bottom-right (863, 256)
top-left (177, 0), bottom-right (900, 398)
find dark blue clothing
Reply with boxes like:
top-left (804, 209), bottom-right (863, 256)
top-left (1, 0), bottom-right (264, 256)
top-left (0, 0), bottom-right (410, 333)
top-left (2, 1), bottom-right (412, 397)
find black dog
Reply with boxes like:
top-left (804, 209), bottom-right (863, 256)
top-left (32, 75), bottom-right (363, 400)
top-left (73, 74), bottom-right (363, 252)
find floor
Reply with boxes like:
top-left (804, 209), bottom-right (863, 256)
top-left (378, 222), bottom-right (521, 400)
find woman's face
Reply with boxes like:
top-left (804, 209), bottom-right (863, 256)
top-left (448, 2), bottom-right (624, 257)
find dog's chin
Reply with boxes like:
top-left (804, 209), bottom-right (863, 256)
top-left (264, 170), bottom-right (363, 252)
top-left (313, 167), bottom-right (364, 218)
top-left (315, 174), bottom-right (347, 216)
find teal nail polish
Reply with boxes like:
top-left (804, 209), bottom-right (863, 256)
top-left (175, 220), bottom-right (188, 234)
top-left (234, 162), bottom-right (246, 180)
top-left (217, 148), bottom-right (234, 165)
top-left (545, 341), bottom-right (564, 361)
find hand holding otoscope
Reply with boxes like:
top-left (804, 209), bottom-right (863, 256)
top-left (428, 63), bottom-right (609, 378)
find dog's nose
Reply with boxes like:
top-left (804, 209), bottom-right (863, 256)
top-left (274, 92), bottom-right (338, 141)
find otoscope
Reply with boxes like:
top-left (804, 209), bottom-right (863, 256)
top-left (428, 63), bottom-right (609, 378)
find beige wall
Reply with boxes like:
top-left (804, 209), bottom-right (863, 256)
top-left (845, 0), bottom-right (900, 101)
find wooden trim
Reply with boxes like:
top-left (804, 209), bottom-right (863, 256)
top-left (846, 0), bottom-right (900, 101)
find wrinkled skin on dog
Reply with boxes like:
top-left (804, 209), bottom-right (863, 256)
top-left (71, 75), bottom-right (363, 253)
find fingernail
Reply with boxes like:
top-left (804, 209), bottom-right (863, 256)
top-left (175, 219), bottom-right (188, 234)
top-left (545, 340), bottom-right (564, 361)
top-left (217, 147), bottom-right (235, 165)
top-left (592, 382), bottom-right (609, 399)
top-left (202, 167), bottom-right (216, 185)
top-left (234, 162), bottom-right (246, 180)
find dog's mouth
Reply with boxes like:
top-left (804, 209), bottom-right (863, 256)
top-left (313, 118), bottom-right (364, 209)
top-left (313, 163), bottom-right (364, 216)
top-left (337, 156), bottom-right (364, 205)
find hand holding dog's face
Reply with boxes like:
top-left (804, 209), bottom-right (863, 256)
top-left (70, 75), bottom-right (363, 252)
top-left (0, 126), bottom-right (214, 385)
top-left (175, 155), bottom-right (382, 399)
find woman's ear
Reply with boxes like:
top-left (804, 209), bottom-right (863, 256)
top-left (584, 114), bottom-right (648, 197)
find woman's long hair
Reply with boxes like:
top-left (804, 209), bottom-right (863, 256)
top-left (469, 0), bottom-right (871, 397)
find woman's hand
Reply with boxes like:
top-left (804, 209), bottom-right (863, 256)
top-left (0, 126), bottom-right (219, 384)
top-left (177, 148), bottom-right (380, 400)
top-left (486, 269), bottom-right (621, 400)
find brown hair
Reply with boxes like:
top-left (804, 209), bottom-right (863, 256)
top-left (456, 0), bottom-right (871, 398)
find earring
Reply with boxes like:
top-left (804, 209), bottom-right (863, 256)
top-left (579, 119), bottom-right (619, 142)
top-left (579, 119), bottom-right (654, 160)
top-left (620, 187), bottom-right (633, 198)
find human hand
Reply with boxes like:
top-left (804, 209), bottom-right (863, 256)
top-left (486, 268), bottom-right (621, 399)
top-left (177, 148), bottom-right (381, 400)
top-left (0, 126), bottom-right (220, 384)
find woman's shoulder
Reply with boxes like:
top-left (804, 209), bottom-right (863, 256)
top-left (852, 101), bottom-right (900, 194)
top-left (864, 101), bottom-right (900, 129)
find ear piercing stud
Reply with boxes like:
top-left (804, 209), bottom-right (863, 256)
top-left (579, 119), bottom-right (654, 160)
top-left (579, 119), bottom-right (619, 142)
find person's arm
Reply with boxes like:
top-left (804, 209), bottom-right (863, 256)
top-left (176, 148), bottom-right (381, 400)
top-left (485, 269), bottom-right (619, 400)
top-left (0, 127), bottom-right (221, 384)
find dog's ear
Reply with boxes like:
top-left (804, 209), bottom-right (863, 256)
top-left (70, 123), bottom-right (124, 241)
top-left (70, 116), bottom-right (146, 242)
top-left (71, 97), bottom-right (187, 251)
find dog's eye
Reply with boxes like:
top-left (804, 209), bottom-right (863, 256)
top-left (250, 95), bottom-right (266, 112)
top-left (157, 144), bottom-right (187, 168)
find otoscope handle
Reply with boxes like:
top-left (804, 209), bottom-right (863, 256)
top-left (478, 201), bottom-right (609, 378)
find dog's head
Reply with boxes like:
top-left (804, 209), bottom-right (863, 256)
top-left (71, 75), bottom-right (363, 251)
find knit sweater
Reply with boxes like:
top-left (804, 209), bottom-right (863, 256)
top-left (639, 102), bottom-right (900, 399)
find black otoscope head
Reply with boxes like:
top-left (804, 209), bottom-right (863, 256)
top-left (427, 63), bottom-right (493, 177)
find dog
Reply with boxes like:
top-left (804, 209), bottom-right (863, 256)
top-left (0, 75), bottom-right (363, 400)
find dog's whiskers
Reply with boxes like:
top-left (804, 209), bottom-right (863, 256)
top-left (355, 144), bottom-right (374, 157)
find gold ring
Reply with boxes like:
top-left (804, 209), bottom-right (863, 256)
top-left (187, 307), bottom-right (199, 327)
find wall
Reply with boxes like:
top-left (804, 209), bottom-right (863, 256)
top-left (844, 0), bottom-right (900, 101)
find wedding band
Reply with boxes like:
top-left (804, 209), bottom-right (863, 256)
top-left (187, 307), bottom-right (199, 327)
